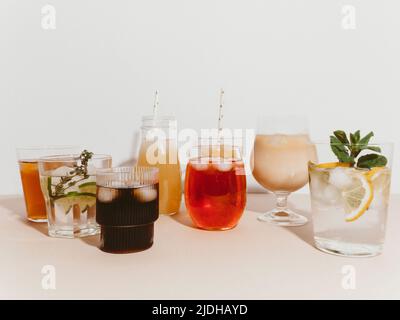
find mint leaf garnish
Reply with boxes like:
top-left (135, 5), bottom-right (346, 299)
top-left (330, 136), bottom-right (354, 164)
top-left (333, 130), bottom-right (350, 146)
top-left (364, 146), bottom-right (381, 153)
top-left (358, 131), bottom-right (374, 146)
top-left (357, 154), bottom-right (387, 169)
top-left (330, 130), bottom-right (387, 170)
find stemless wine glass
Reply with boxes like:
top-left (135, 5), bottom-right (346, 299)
top-left (185, 142), bottom-right (247, 230)
top-left (251, 115), bottom-right (317, 226)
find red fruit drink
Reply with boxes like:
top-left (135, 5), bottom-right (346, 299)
top-left (185, 156), bottom-right (246, 230)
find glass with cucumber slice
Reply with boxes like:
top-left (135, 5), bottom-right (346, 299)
top-left (38, 150), bottom-right (112, 238)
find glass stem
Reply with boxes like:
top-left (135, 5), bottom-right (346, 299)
top-left (275, 192), bottom-right (289, 212)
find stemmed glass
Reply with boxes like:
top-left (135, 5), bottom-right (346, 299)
top-left (251, 115), bottom-right (317, 226)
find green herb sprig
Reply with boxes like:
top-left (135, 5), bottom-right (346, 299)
top-left (53, 150), bottom-right (93, 197)
top-left (330, 130), bottom-right (387, 169)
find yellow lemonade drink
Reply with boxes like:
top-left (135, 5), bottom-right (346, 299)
top-left (138, 116), bottom-right (182, 215)
top-left (138, 139), bottom-right (182, 215)
top-left (252, 134), bottom-right (317, 192)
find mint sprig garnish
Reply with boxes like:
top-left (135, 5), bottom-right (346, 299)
top-left (330, 130), bottom-right (387, 169)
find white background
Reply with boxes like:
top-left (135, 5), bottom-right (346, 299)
top-left (0, 0), bottom-right (399, 194)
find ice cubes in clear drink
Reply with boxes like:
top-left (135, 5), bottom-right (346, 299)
top-left (310, 170), bottom-right (342, 206)
top-left (52, 166), bottom-right (74, 177)
top-left (328, 167), bottom-right (353, 190)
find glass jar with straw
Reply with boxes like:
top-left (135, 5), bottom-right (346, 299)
top-left (184, 90), bottom-right (247, 230)
top-left (137, 91), bottom-right (182, 215)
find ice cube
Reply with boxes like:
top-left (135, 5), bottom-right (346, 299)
top-left (133, 187), bottom-right (158, 203)
top-left (54, 203), bottom-right (72, 224)
top-left (310, 171), bottom-right (327, 196)
top-left (212, 162), bottom-right (233, 172)
top-left (322, 184), bottom-right (342, 205)
top-left (328, 168), bottom-right (353, 190)
top-left (190, 160), bottom-right (209, 171)
top-left (310, 171), bottom-right (342, 205)
top-left (52, 166), bottom-right (74, 177)
top-left (97, 187), bottom-right (119, 203)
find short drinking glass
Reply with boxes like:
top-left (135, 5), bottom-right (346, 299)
top-left (309, 142), bottom-right (393, 257)
top-left (96, 167), bottom-right (159, 253)
top-left (17, 146), bottom-right (80, 222)
top-left (38, 153), bottom-right (112, 238)
top-left (185, 144), bottom-right (247, 230)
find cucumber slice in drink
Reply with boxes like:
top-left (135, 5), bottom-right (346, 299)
top-left (54, 192), bottom-right (96, 214)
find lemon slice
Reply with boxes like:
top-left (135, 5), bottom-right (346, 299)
top-left (343, 172), bottom-right (373, 222)
top-left (315, 162), bottom-right (351, 169)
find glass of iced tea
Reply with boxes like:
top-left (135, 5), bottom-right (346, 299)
top-left (251, 115), bottom-right (317, 226)
top-left (185, 143), bottom-right (247, 230)
top-left (17, 146), bottom-right (80, 222)
top-left (96, 167), bottom-right (159, 253)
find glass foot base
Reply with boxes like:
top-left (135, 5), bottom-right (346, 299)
top-left (315, 237), bottom-right (382, 258)
top-left (257, 209), bottom-right (308, 227)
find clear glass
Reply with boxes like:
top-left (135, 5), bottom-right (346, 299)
top-left (96, 167), bottom-right (159, 253)
top-left (38, 154), bottom-right (112, 238)
top-left (16, 146), bottom-right (80, 222)
top-left (137, 116), bottom-right (182, 215)
top-left (251, 115), bottom-right (316, 226)
top-left (309, 142), bottom-right (393, 257)
top-left (184, 143), bottom-right (246, 230)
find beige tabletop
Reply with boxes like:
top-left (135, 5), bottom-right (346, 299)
top-left (0, 193), bottom-right (399, 300)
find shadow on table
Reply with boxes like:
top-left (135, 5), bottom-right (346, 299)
top-left (0, 195), bottom-right (48, 236)
top-left (80, 234), bottom-right (100, 247)
top-left (285, 207), bottom-right (315, 249)
top-left (245, 193), bottom-right (275, 213)
top-left (246, 193), bottom-right (316, 249)
top-left (169, 207), bottom-right (196, 229)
